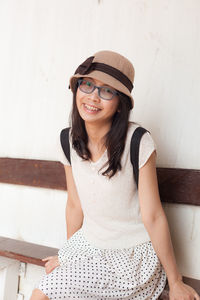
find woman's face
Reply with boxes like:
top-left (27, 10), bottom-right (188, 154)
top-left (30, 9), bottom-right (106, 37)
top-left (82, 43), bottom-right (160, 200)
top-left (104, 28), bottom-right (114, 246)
top-left (76, 77), bottom-right (119, 126)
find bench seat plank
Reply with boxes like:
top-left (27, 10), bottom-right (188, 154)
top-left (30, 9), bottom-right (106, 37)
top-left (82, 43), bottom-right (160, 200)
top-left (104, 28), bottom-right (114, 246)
top-left (0, 236), bottom-right (58, 267)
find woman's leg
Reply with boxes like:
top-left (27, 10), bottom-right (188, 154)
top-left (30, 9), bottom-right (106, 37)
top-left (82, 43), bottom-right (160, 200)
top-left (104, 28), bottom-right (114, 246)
top-left (30, 288), bottom-right (49, 300)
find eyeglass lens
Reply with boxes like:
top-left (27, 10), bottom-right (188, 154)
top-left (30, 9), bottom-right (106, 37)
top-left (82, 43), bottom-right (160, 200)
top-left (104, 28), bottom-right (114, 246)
top-left (78, 79), bottom-right (117, 100)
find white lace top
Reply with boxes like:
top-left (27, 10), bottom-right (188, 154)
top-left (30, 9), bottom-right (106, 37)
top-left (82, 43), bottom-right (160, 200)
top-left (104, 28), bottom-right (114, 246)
top-left (57, 122), bottom-right (157, 249)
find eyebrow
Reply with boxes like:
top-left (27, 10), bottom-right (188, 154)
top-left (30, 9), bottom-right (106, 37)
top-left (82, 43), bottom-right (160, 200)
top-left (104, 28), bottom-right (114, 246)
top-left (83, 77), bottom-right (113, 88)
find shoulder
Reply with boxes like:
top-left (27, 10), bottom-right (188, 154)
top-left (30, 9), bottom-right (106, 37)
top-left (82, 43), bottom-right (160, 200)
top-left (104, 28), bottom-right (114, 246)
top-left (127, 121), bottom-right (140, 134)
top-left (127, 121), bottom-right (155, 143)
top-left (125, 121), bottom-right (139, 144)
top-left (126, 122), bottom-right (157, 169)
top-left (126, 121), bottom-right (150, 143)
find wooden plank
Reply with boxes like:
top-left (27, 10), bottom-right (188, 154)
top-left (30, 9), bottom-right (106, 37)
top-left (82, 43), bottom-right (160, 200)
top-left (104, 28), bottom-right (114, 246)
top-left (0, 158), bottom-right (200, 206)
top-left (0, 236), bottom-right (58, 267)
top-left (0, 157), bottom-right (66, 190)
top-left (157, 168), bottom-right (200, 206)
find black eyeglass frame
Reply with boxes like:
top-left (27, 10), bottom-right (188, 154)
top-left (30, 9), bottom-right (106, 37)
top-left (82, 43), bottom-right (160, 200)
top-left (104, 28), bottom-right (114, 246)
top-left (77, 78), bottom-right (119, 100)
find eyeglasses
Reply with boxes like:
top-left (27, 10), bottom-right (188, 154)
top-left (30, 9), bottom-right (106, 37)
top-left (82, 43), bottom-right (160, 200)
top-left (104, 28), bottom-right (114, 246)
top-left (77, 79), bottom-right (119, 100)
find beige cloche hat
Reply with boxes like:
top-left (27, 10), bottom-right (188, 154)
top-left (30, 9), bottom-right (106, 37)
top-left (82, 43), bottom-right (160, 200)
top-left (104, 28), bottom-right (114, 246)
top-left (69, 50), bottom-right (135, 109)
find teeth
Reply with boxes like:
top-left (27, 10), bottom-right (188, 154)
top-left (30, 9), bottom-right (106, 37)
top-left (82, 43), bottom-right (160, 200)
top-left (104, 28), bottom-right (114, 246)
top-left (84, 104), bottom-right (100, 111)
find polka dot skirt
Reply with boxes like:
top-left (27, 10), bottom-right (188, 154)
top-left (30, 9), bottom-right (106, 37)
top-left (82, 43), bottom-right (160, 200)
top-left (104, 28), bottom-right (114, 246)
top-left (35, 228), bottom-right (167, 299)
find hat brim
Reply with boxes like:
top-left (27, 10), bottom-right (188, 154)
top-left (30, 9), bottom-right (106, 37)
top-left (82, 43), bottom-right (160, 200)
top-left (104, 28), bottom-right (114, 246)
top-left (69, 71), bottom-right (134, 109)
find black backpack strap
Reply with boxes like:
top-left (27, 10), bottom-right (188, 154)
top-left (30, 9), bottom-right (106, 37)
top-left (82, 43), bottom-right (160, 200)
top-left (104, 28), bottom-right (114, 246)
top-left (130, 126), bottom-right (149, 189)
top-left (60, 127), bottom-right (71, 165)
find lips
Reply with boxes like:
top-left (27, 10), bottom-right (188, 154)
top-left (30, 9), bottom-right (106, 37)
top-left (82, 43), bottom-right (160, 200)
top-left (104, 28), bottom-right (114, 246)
top-left (83, 103), bottom-right (101, 113)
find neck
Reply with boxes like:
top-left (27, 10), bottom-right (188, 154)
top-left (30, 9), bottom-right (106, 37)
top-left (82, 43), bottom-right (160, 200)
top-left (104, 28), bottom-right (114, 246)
top-left (85, 121), bottom-right (111, 149)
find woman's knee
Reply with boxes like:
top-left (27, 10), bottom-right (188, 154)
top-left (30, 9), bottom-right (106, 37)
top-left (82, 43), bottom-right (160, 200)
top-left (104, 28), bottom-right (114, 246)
top-left (30, 288), bottom-right (49, 300)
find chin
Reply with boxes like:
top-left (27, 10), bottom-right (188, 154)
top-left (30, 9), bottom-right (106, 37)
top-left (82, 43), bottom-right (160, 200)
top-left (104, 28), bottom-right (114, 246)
top-left (78, 108), bottom-right (101, 122)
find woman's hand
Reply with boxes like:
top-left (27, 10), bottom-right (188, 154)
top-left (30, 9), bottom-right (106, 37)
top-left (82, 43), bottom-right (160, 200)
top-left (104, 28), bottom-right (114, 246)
top-left (42, 255), bottom-right (60, 274)
top-left (169, 279), bottom-right (200, 300)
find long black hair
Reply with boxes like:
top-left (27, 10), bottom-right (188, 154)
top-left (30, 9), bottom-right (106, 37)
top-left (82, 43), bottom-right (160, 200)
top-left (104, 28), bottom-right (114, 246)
top-left (70, 82), bottom-right (133, 179)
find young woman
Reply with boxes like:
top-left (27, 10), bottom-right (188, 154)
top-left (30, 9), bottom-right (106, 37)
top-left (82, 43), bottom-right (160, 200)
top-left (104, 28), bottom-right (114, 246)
top-left (31, 50), bottom-right (199, 300)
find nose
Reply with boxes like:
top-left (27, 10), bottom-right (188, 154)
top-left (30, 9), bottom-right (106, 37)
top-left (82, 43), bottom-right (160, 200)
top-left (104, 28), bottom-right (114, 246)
top-left (88, 87), bottom-right (101, 102)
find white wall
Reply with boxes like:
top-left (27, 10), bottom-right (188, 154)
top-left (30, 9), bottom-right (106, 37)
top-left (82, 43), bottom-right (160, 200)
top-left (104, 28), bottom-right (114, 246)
top-left (0, 0), bottom-right (199, 287)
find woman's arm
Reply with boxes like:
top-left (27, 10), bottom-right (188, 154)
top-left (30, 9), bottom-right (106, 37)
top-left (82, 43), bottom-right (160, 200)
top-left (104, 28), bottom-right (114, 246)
top-left (64, 165), bottom-right (84, 239)
top-left (43, 165), bottom-right (84, 272)
top-left (138, 151), bottom-right (199, 300)
top-left (57, 165), bottom-right (84, 266)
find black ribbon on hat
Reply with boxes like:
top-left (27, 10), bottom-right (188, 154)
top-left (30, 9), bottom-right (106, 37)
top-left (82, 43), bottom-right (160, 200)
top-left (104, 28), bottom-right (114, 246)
top-left (73, 56), bottom-right (133, 92)
top-left (74, 56), bottom-right (95, 75)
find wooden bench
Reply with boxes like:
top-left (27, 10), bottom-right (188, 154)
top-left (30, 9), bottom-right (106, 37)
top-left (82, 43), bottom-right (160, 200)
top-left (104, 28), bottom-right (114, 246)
top-left (0, 157), bottom-right (200, 299)
top-left (0, 236), bottom-right (58, 267)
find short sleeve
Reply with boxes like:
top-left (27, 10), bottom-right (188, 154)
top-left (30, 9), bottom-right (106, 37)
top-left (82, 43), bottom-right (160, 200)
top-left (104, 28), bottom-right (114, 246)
top-left (56, 132), bottom-right (71, 166)
top-left (139, 131), bottom-right (157, 169)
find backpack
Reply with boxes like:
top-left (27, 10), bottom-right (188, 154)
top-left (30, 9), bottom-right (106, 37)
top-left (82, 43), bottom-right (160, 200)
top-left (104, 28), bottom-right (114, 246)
top-left (60, 126), bottom-right (149, 189)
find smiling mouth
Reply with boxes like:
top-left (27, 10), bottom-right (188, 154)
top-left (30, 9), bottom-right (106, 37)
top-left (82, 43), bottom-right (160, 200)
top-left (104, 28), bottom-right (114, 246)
top-left (83, 103), bottom-right (101, 112)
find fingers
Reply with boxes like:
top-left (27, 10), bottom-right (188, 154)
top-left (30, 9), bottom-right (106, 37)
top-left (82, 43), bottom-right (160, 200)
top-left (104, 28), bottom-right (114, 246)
top-left (42, 256), bottom-right (54, 261)
top-left (42, 256), bottom-right (60, 275)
